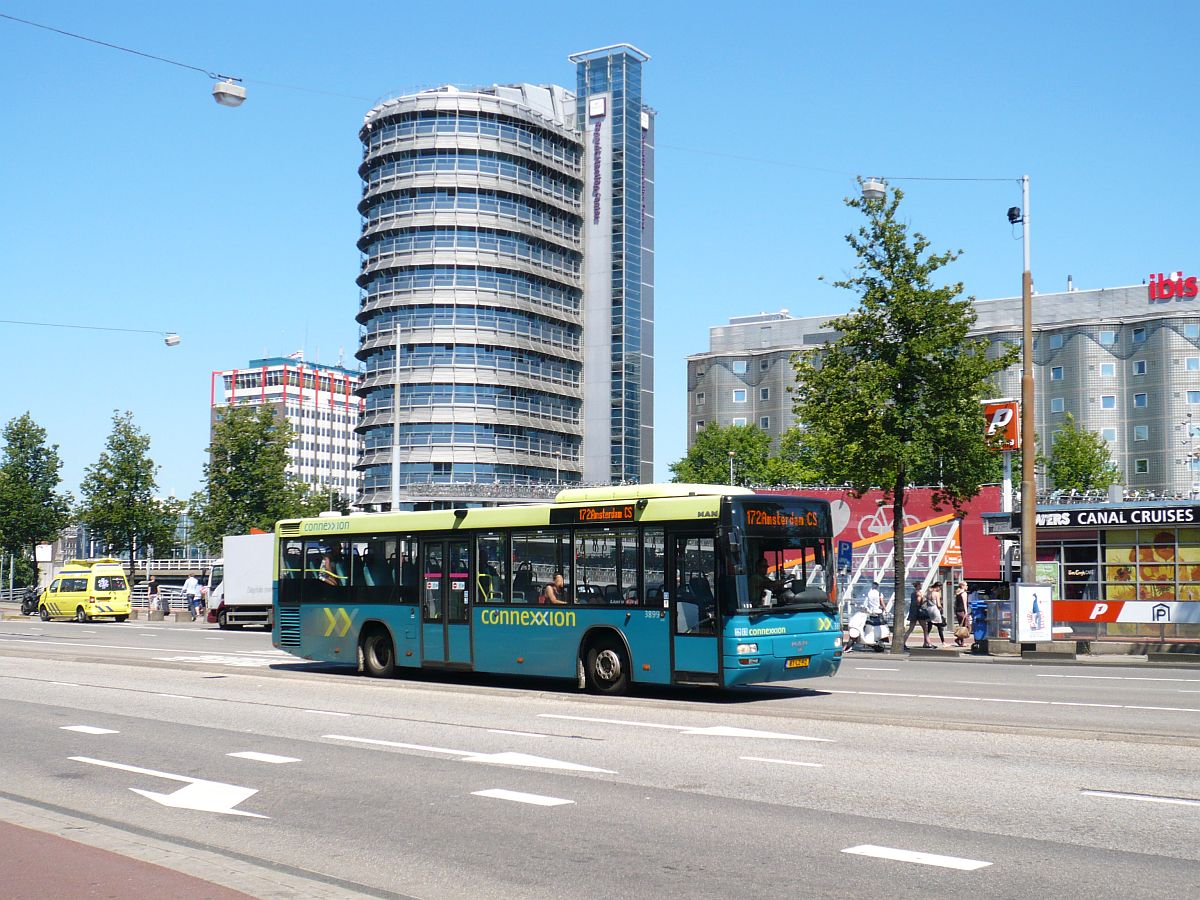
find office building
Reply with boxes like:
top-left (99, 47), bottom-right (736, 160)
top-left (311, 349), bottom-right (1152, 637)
top-left (687, 277), bottom-right (1200, 494)
top-left (354, 45), bottom-right (654, 507)
top-left (210, 357), bottom-right (362, 498)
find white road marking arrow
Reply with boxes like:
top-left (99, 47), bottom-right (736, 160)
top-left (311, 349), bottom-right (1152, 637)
top-left (323, 735), bottom-right (615, 773)
top-left (472, 789), bottom-right (573, 807)
top-left (70, 756), bottom-right (267, 818)
top-left (842, 845), bottom-right (991, 871)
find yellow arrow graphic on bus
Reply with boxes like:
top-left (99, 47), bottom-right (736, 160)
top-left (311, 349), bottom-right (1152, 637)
top-left (322, 607), bottom-right (355, 638)
top-left (816, 617), bottom-right (833, 631)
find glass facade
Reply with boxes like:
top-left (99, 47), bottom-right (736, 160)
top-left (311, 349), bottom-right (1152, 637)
top-left (355, 85), bottom-right (584, 501)
top-left (574, 47), bottom-right (652, 483)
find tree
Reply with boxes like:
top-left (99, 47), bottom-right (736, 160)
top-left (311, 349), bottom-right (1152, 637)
top-left (0, 414), bottom-right (71, 585)
top-left (78, 411), bottom-right (179, 560)
top-left (1044, 413), bottom-right (1120, 491)
top-left (763, 427), bottom-right (821, 486)
top-left (190, 404), bottom-right (328, 552)
top-left (791, 182), bottom-right (1019, 650)
top-left (669, 423), bottom-right (774, 485)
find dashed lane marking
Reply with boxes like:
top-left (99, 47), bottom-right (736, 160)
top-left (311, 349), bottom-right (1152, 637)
top-left (472, 789), bottom-right (572, 807)
top-left (303, 709), bottom-right (350, 717)
top-left (825, 688), bottom-right (1200, 713)
top-left (323, 735), bottom-right (616, 773)
top-left (1082, 789), bottom-right (1200, 807)
top-left (488, 729), bottom-right (548, 738)
top-left (740, 756), bottom-right (823, 768)
top-left (842, 845), bottom-right (991, 871)
top-left (227, 751), bottom-right (300, 764)
top-left (1038, 674), bottom-right (1200, 683)
top-left (537, 714), bottom-right (833, 742)
top-left (61, 725), bottom-right (118, 735)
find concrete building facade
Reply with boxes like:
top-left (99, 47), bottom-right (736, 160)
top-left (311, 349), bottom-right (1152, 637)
top-left (687, 278), bottom-right (1200, 494)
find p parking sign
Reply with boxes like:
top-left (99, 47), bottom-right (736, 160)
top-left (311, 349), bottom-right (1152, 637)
top-left (837, 540), bottom-right (853, 573)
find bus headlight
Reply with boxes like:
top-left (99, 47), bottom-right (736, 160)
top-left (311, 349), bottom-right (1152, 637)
top-left (736, 643), bottom-right (758, 654)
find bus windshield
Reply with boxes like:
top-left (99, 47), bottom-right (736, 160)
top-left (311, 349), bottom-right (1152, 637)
top-left (735, 499), bottom-right (834, 613)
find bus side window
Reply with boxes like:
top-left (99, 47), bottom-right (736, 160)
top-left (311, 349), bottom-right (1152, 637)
top-left (642, 527), bottom-right (665, 608)
top-left (477, 533), bottom-right (507, 603)
top-left (395, 538), bottom-right (419, 603)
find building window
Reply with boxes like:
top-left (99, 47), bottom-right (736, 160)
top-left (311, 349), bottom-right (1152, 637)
top-left (1132, 327), bottom-right (1147, 344)
top-left (695, 420), bottom-right (705, 432)
top-left (1101, 428), bottom-right (1117, 442)
top-left (1133, 425), bottom-right (1149, 441)
top-left (1189, 391), bottom-right (1200, 405)
top-left (1134, 458), bottom-right (1149, 475)
top-left (1132, 359), bottom-right (1147, 376)
top-left (1186, 324), bottom-right (1200, 339)
top-left (732, 417), bottom-right (747, 426)
top-left (1133, 393), bottom-right (1148, 408)
top-left (1100, 363), bottom-right (1115, 377)
top-left (1099, 330), bottom-right (1117, 346)
top-left (759, 416), bottom-right (770, 429)
top-left (1049, 334), bottom-right (1063, 350)
top-left (1100, 394), bottom-right (1116, 409)
top-left (1050, 366), bottom-right (1064, 381)
top-left (1186, 357), bottom-right (1200, 372)
top-left (760, 359), bottom-right (770, 371)
top-left (759, 387), bottom-right (769, 401)
top-left (1050, 397), bottom-right (1065, 413)
top-left (732, 360), bottom-right (747, 375)
top-left (696, 392), bottom-right (705, 406)
top-left (732, 389), bottom-right (747, 403)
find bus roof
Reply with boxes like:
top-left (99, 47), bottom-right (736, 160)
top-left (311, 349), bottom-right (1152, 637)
top-left (553, 483), bottom-right (754, 503)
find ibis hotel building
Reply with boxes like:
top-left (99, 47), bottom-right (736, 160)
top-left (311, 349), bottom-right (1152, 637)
top-left (354, 45), bottom-right (655, 507)
top-left (688, 275), bottom-right (1200, 496)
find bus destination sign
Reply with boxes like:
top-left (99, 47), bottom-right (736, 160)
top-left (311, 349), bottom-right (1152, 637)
top-left (549, 503), bottom-right (636, 525)
top-left (743, 505), bottom-right (822, 530)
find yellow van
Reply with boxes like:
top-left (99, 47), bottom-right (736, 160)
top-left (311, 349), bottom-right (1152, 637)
top-left (38, 559), bottom-right (132, 623)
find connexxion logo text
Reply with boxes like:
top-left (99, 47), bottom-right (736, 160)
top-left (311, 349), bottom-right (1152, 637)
top-left (1147, 271), bottom-right (1198, 301)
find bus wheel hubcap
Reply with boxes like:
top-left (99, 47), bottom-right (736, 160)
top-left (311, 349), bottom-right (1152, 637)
top-left (595, 649), bottom-right (621, 682)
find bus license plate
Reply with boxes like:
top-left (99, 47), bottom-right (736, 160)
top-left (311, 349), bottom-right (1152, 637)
top-left (785, 657), bottom-right (810, 669)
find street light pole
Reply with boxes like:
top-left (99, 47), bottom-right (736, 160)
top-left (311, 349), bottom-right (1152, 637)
top-left (1017, 175), bottom-right (1037, 584)
top-left (728, 451), bottom-right (736, 486)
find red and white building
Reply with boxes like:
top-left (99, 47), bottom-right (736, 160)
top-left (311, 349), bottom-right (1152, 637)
top-left (210, 356), bottom-right (363, 500)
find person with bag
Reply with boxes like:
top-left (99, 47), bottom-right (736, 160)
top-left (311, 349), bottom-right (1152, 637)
top-left (953, 582), bottom-right (972, 647)
top-left (925, 583), bottom-right (946, 646)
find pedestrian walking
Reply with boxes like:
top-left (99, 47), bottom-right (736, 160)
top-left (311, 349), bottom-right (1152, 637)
top-left (902, 580), bottom-right (931, 649)
top-left (954, 582), bottom-right (971, 647)
top-left (925, 583), bottom-right (946, 646)
top-left (182, 572), bottom-right (201, 621)
top-left (147, 577), bottom-right (161, 615)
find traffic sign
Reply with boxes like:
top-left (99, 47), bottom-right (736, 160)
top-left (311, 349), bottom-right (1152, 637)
top-left (837, 540), bottom-right (853, 573)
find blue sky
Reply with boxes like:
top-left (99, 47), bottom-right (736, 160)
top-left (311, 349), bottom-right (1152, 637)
top-left (2, 0), bottom-right (1197, 499)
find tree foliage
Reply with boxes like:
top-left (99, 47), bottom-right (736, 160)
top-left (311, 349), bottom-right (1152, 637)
top-left (190, 405), bottom-right (331, 552)
top-left (0, 413), bottom-right (71, 583)
top-left (1044, 413), bottom-right (1120, 491)
top-left (78, 411), bottom-right (179, 559)
top-left (669, 423), bottom-right (774, 485)
top-left (791, 183), bottom-right (1018, 641)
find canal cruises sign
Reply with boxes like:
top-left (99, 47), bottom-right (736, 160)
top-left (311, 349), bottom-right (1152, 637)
top-left (1012, 504), bottom-right (1198, 530)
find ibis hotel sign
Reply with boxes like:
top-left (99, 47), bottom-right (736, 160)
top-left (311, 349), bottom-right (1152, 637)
top-left (1012, 504), bottom-right (1198, 529)
top-left (1148, 271), bottom-right (1198, 302)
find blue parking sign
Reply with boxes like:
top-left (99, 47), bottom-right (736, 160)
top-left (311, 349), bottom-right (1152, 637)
top-left (837, 540), bottom-right (852, 572)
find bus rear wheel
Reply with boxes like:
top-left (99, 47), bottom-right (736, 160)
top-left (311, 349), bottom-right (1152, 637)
top-left (585, 635), bottom-right (629, 695)
top-left (361, 629), bottom-right (396, 678)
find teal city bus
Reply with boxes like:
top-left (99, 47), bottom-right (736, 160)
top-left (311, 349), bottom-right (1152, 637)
top-left (273, 484), bottom-right (843, 693)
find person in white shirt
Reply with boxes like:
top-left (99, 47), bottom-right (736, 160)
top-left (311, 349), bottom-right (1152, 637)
top-left (182, 573), bottom-right (201, 621)
top-left (864, 581), bottom-right (884, 617)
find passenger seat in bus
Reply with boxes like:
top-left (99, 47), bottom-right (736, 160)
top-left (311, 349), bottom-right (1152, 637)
top-left (677, 601), bottom-right (700, 633)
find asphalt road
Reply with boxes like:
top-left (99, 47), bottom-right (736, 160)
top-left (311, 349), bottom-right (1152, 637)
top-left (0, 617), bottom-right (1198, 898)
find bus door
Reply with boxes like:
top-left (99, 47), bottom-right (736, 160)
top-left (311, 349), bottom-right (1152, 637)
top-left (421, 538), bottom-right (473, 667)
top-left (668, 532), bottom-right (720, 684)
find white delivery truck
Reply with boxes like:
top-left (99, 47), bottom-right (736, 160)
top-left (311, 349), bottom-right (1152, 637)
top-left (205, 533), bottom-right (274, 630)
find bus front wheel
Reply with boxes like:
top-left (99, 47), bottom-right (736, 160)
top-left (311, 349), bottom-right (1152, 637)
top-left (585, 636), bottom-right (629, 695)
top-left (361, 629), bottom-right (396, 678)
